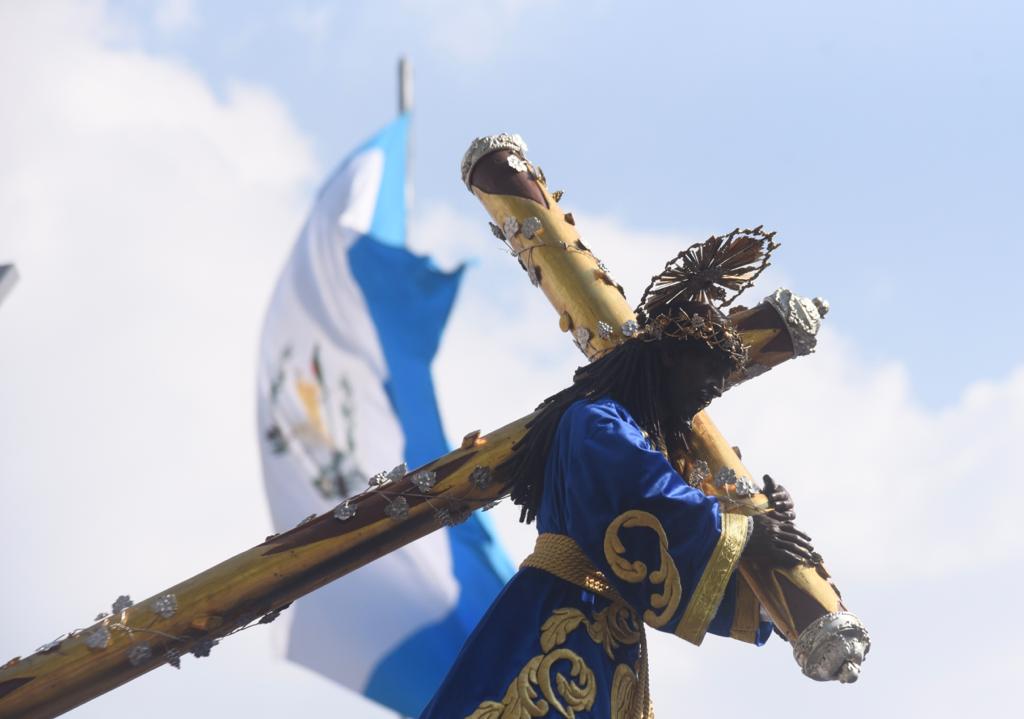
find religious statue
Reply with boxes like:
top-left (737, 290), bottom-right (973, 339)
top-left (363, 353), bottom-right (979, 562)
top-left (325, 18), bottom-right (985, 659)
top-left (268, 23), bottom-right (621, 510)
top-left (0, 134), bottom-right (868, 719)
top-left (421, 233), bottom-right (815, 718)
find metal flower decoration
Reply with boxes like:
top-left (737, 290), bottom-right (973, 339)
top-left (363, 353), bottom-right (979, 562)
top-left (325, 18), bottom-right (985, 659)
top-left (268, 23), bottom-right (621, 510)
top-left (521, 216), bottom-right (542, 239)
top-left (572, 326), bottom-right (591, 350)
top-left (111, 595), bottom-right (134, 614)
top-left (714, 467), bottom-right (737, 489)
top-left (733, 475), bottom-right (759, 497)
top-left (384, 496), bottom-right (410, 520)
top-left (37, 637), bottom-right (63, 653)
top-left (687, 459), bottom-right (710, 489)
top-left (84, 626), bottom-right (111, 650)
top-left (435, 504), bottom-right (471, 527)
top-left (190, 638), bottom-right (218, 659)
top-left (333, 500), bottom-right (356, 521)
top-left (502, 216), bottom-right (520, 242)
top-left (507, 154), bottom-right (529, 173)
top-left (153, 594), bottom-right (178, 619)
top-left (369, 462), bottom-right (407, 488)
top-left (412, 469), bottom-right (438, 492)
top-left (165, 649), bottom-right (182, 670)
top-left (469, 465), bottom-right (493, 489)
top-left (127, 643), bottom-right (152, 667)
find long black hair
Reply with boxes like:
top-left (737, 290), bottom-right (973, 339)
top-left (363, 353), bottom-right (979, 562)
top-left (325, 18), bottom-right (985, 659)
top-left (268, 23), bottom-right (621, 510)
top-left (503, 335), bottom-right (735, 524)
top-left (503, 228), bottom-right (777, 523)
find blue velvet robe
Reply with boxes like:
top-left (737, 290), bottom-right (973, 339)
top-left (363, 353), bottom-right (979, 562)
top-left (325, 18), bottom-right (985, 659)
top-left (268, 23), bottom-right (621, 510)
top-left (421, 398), bottom-right (772, 718)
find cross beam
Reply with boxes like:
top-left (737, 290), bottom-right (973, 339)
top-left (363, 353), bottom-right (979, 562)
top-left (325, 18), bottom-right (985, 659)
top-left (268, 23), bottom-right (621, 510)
top-left (0, 139), bottom-right (861, 719)
top-left (461, 133), bottom-right (868, 682)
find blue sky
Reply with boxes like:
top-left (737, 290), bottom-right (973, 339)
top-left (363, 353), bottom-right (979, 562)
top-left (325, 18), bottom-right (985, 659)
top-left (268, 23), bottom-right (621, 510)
top-left (110, 0), bottom-right (1023, 406)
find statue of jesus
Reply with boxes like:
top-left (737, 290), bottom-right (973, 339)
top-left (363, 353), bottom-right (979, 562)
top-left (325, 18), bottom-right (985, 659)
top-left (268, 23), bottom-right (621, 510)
top-left (421, 235), bottom-right (815, 719)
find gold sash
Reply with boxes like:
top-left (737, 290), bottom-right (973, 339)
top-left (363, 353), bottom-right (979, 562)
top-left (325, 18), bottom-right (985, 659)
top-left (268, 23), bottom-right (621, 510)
top-left (521, 533), bottom-right (654, 719)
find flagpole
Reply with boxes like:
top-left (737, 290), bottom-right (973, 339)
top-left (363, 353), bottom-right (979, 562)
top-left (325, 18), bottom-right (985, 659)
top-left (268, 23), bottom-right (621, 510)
top-left (0, 264), bottom-right (18, 309)
top-left (398, 56), bottom-right (412, 115)
top-left (399, 57), bottom-right (413, 243)
top-left (396, 60), bottom-right (414, 719)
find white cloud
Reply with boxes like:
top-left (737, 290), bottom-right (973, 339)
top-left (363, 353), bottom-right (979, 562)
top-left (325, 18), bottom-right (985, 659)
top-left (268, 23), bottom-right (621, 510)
top-left (416, 201), bottom-right (1024, 715)
top-left (421, 198), bottom-right (1024, 578)
top-left (0, 3), bottom-right (389, 717)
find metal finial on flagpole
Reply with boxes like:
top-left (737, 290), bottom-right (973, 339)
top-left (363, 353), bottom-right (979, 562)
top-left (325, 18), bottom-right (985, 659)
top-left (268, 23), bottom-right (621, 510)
top-left (0, 264), bottom-right (18, 309)
top-left (399, 56), bottom-right (413, 114)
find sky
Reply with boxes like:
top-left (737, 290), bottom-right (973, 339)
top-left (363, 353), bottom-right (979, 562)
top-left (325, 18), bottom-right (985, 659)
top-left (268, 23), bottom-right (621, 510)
top-left (0, 1), bottom-right (1021, 717)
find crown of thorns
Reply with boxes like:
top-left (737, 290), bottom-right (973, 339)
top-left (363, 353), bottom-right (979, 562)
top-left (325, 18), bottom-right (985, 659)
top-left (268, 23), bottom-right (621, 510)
top-left (632, 226), bottom-right (779, 367)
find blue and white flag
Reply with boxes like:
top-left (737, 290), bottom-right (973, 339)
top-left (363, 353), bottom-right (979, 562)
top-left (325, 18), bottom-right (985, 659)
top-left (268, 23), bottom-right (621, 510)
top-left (257, 115), bottom-right (513, 716)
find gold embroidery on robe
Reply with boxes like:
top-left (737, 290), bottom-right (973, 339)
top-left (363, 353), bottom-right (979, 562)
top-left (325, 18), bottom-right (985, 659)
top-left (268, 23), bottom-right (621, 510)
top-left (468, 602), bottom-right (642, 719)
top-left (603, 510), bottom-right (682, 628)
top-left (466, 648), bottom-right (596, 719)
top-left (586, 603), bottom-right (643, 658)
top-left (540, 604), bottom-right (642, 657)
top-left (609, 663), bottom-right (639, 719)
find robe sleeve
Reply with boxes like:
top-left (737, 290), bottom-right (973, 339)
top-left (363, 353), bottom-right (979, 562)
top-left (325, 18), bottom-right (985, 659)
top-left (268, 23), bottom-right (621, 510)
top-left (553, 399), bottom-right (773, 646)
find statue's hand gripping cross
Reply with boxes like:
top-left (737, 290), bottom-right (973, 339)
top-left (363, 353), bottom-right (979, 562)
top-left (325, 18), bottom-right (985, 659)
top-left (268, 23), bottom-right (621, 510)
top-left (0, 135), bottom-right (869, 719)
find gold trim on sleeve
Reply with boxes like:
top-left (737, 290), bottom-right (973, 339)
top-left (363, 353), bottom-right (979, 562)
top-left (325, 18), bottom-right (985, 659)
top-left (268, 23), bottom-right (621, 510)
top-left (603, 510), bottom-right (682, 628)
top-left (675, 512), bottom-right (751, 646)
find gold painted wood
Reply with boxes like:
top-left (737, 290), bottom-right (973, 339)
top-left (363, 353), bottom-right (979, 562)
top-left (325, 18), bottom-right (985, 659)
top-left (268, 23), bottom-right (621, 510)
top-left (0, 297), bottom-right (811, 719)
top-left (0, 143), bottom-right (849, 719)
top-left (0, 417), bottom-right (530, 719)
top-left (688, 413), bottom-right (845, 639)
top-left (464, 144), bottom-right (848, 644)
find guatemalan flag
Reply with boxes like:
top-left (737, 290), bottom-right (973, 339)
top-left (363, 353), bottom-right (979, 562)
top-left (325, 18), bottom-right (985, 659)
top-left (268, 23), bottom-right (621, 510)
top-left (257, 115), bottom-right (514, 716)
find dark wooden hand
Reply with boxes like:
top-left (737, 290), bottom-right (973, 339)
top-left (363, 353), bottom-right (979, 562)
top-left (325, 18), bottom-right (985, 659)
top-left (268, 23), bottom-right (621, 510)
top-left (763, 474), bottom-right (796, 522)
top-left (745, 475), bottom-right (814, 566)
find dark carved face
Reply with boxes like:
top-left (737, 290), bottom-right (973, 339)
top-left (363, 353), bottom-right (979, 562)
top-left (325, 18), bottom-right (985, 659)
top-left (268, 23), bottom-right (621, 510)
top-left (658, 339), bottom-right (732, 422)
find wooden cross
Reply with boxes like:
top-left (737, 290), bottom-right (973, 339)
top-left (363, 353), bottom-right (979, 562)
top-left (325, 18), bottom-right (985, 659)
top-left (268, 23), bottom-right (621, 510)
top-left (0, 136), bottom-right (868, 719)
